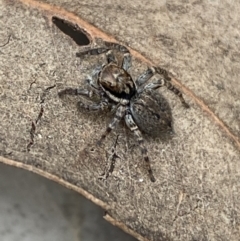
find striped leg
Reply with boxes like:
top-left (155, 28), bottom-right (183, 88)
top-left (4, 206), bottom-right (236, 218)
top-left (144, 78), bottom-right (189, 108)
top-left (58, 88), bottom-right (93, 98)
top-left (78, 99), bottom-right (109, 111)
top-left (154, 67), bottom-right (189, 107)
top-left (122, 53), bottom-right (131, 71)
top-left (59, 86), bottom-right (110, 111)
top-left (154, 66), bottom-right (171, 81)
top-left (97, 105), bottom-right (126, 146)
top-left (136, 67), bottom-right (155, 87)
top-left (103, 41), bottom-right (132, 71)
top-left (136, 66), bottom-right (170, 87)
top-left (106, 50), bottom-right (118, 64)
top-left (124, 113), bottom-right (156, 182)
top-left (76, 46), bottom-right (119, 66)
top-left (58, 64), bottom-right (103, 99)
top-left (165, 81), bottom-right (189, 108)
top-left (76, 47), bottom-right (109, 57)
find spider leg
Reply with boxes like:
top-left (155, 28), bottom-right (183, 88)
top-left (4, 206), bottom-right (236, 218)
top-left (154, 66), bottom-right (171, 81)
top-left (59, 87), bottom-right (108, 111)
top-left (78, 99), bottom-right (110, 111)
top-left (97, 105), bottom-right (126, 146)
top-left (122, 53), bottom-right (131, 71)
top-left (76, 46), bottom-right (120, 67)
top-left (106, 50), bottom-right (118, 64)
top-left (136, 67), bottom-right (155, 87)
top-left (144, 79), bottom-right (189, 108)
top-left (152, 66), bottom-right (189, 107)
top-left (136, 66), bottom-right (171, 87)
top-left (58, 87), bottom-right (94, 98)
top-left (59, 64), bottom-right (103, 98)
top-left (124, 112), bottom-right (156, 182)
top-left (103, 41), bottom-right (132, 71)
top-left (76, 47), bottom-right (109, 57)
top-left (86, 65), bottom-right (104, 91)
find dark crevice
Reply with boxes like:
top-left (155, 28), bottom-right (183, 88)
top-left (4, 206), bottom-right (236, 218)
top-left (0, 35), bottom-right (11, 47)
top-left (27, 85), bottom-right (56, 151)
top-left (40, 84), bottom-right (56, 104)
top-left (29, 63), bottom-right (46, 90)
top-left (52, 16), bottom-right (91, 46)
top-left (98, 135), bottom-right (120, 180)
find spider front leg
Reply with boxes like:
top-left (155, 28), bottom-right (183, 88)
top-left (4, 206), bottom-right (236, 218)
top-left (106, 50), bottom-right (118, 64)
top-left (58, 87), bottom-right (94, 98)
top-left (97, 105), bottom-right (126, 146)
top-left (58, 85), bottom-right (109, 111)
top-left (78, 99), bottom-right (110, 111)
top-left (76, 47), bottom-right (109, 57)
top-left (59, 64), bottom-right (103, 98)
top-left (124, 112), bottom-right (156, 182)
top-left (103, 41), bottom-right (132, 71)
top-left (76, 46), bottom-right (119, 66)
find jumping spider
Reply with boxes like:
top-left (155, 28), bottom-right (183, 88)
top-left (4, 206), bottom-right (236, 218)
top-left (58, 41), bottom-right (189, 182)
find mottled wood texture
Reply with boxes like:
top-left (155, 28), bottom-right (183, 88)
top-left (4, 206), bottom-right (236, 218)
top-left (1, 0), bottom-right (240, 240)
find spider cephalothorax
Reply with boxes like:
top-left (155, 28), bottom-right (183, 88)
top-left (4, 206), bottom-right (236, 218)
top-left (59, 41), bottom-right (189, 182)
top-left (99, 63), bottom-right (136, 103)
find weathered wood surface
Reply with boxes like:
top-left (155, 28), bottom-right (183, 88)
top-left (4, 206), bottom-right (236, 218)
top-left (1, 0), bottom-right (240, 240)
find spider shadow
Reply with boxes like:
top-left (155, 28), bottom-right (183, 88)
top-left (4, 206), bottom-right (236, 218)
top-left (58, 93), bottom-right (176, 181)
top-left (75, 97), bottom-right (175, 152)
top-left (124, 121), bottom-right (175, 150)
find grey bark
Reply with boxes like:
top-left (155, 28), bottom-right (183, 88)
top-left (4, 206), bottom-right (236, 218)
top-left (1, 0), bottom-right (240, 240)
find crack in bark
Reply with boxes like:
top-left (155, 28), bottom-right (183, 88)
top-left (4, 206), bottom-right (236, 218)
top-left (0, 34), bottom-right (11, 47)
top-left (98, 135), bottom-right (120, 180)
top-left (27, 85), bottom-right (56, 151)
top-left (29, 63), bottom-right (46, 90)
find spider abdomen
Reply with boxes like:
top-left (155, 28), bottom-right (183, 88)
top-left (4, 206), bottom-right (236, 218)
top-left (130, 90), bottom-right (173, 137)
